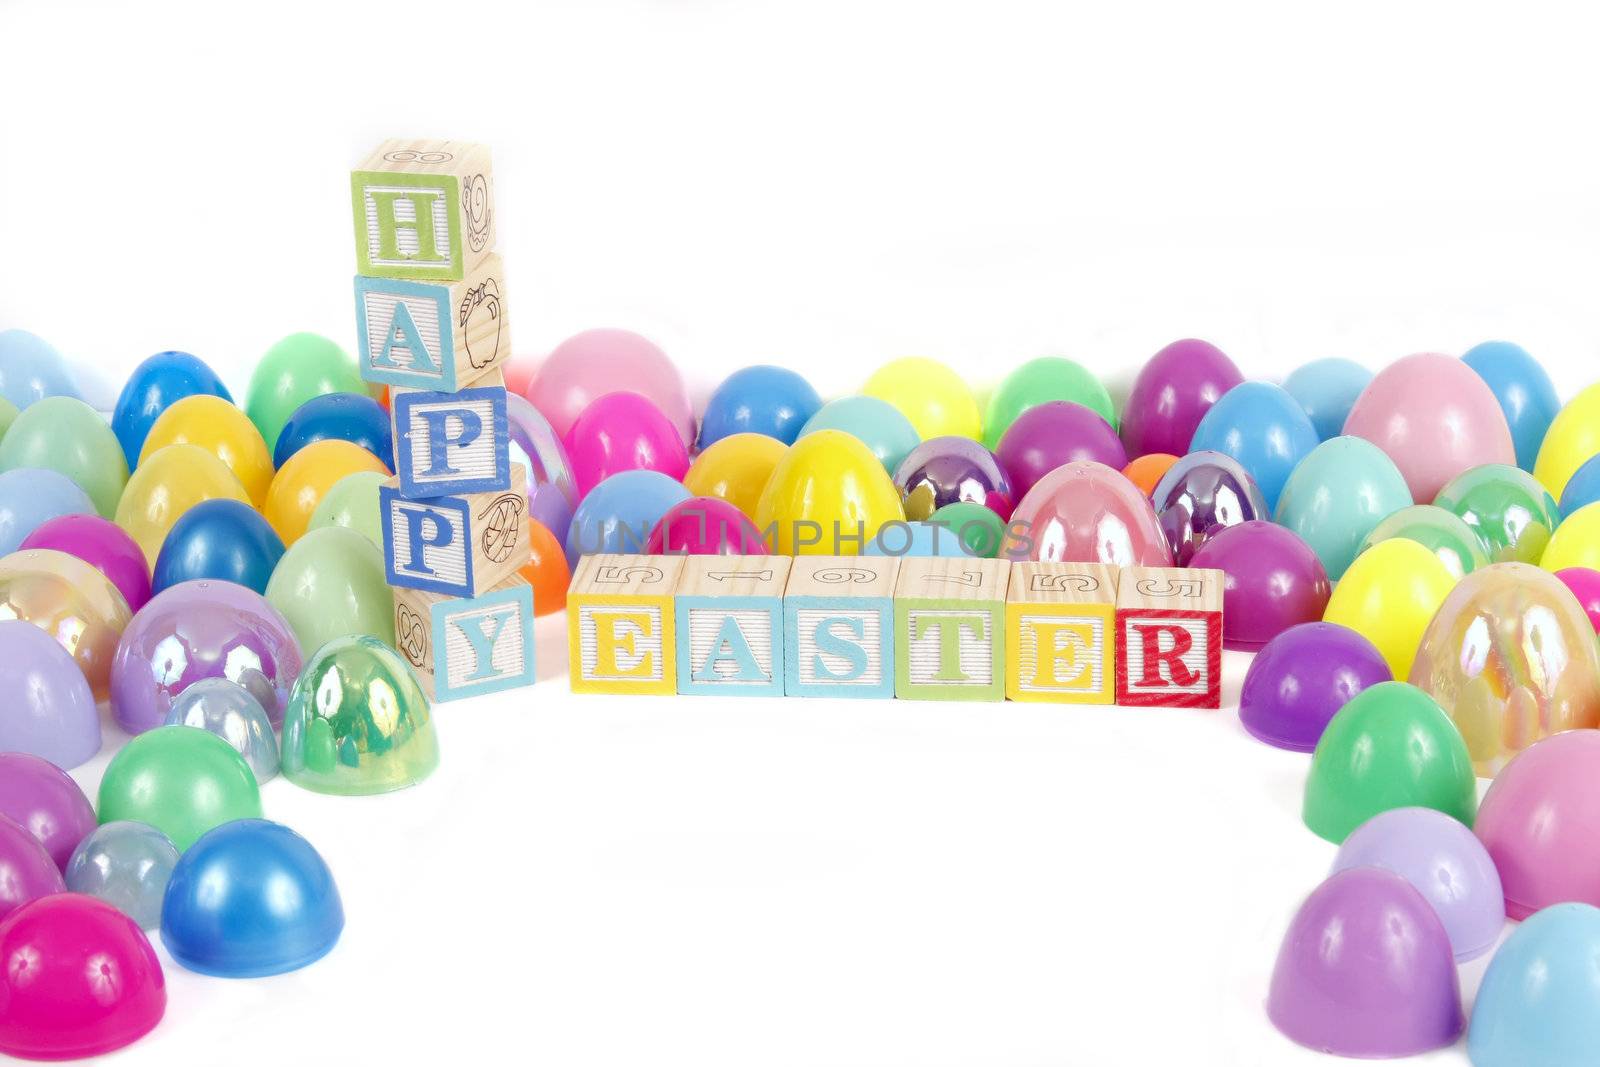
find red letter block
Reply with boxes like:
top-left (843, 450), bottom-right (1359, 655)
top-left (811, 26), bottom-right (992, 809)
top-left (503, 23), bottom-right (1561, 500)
top-left (1114, 566), bottom-right (1224, 708)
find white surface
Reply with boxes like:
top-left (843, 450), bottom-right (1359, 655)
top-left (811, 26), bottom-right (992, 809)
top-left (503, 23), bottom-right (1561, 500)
top-left (2, 0), bottom-right (1596, 1063)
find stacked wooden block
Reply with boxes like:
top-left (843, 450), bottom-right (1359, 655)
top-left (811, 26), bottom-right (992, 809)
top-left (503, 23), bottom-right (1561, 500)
top-left (568, 555), bottom-right (1224, 706)
top-left (349, 138), bottom-right (535, 702)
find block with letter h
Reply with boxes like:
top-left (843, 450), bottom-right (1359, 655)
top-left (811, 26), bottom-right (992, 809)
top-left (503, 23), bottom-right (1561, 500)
top-left (391, 372), bottom-right (511, 498)
top-left (392, 573), bottom-right (535, 702)
top-left (381, 466), bottom-right (528, 597)
top-left (894, 557), bottom-right (1010, 702)
top-left (675, 556), bottom-right (793, 698)
top-left (354, 254), bottom-right (509, 391)
top-left (1115, 567), bottom-right (1224, 709)
top-left (352, 139), bottom-right (495, 282)
top-left (783, 556), bottom-right (899, 699)
top-left (567, 554), bottom-right (688, 695)
top-left (1005, 563), bottom-right (1119, 704)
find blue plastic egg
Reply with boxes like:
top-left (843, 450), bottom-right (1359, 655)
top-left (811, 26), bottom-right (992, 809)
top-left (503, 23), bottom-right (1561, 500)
top-left (1469, 903), bottom-right (1600, 1066)
top-left (1275, 436), bottom-right (1413, 580)
top-left (109, 351), bottom-right (232, 470)
top-left (151, 498), bottom-right (286, 596)
top-left (1188, 382), bottom-right (1319, 511)
top-left (1283, 358), bottom-right (1373, 441)
top-left (797, 395), bottom-right (921, 474)
top-left (273, 392), bottom-right (393, 469)
top-left (0, 329), bottom-right (82, 410)
top-left (697, 365), bottom-right (823, 450)
top-left (1558, 453), bottom-right (1600, 519)
top-left (1462, 340), bottom-right (1560, 473)
top-left (564, 469), bottom-right (692, 566)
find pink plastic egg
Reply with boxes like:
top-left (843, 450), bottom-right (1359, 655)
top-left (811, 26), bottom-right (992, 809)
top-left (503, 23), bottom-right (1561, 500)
top-left (564, 391), bottom-right (692, 500)
top-left (646, 497), bottom-right (769, 555)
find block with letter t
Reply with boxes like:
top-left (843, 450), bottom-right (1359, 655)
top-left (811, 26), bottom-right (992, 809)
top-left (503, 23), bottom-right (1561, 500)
top-left (893, 557), bottom-right (1010, 702)
top-left (380, 466), bottom-right (528, 597)
top-left (782, 556), bottom-right (899, 699)
top-left (352, 139), bottom-right (495, 281)
top-left (674, 556), bottom-right (794, 698)
top-left (393, 573), bottom-right (535, 702)
top-left (1114, 566), bottom-right (1224, 708)
top-left (1005, 563), bottom-right (1119, 704)
top-left (567, 554), bottom-right (688, 695)
top-left (391, 372), bottom-right (511, 498)
top-left (354, 254), bottom-right (509, 391)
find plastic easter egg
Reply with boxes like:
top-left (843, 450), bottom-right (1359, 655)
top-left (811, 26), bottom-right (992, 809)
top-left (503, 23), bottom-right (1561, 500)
top-left (165, 678), bottom-right (280, 782)
top-left (1323, 538), bottom-right (1456, 678)
top-left (520, 519), bottom-right (570, 616)
top-left (0, 752), bottom-right (97, 872)
top-left (0, 397), bottom-right (127, 517)
top-left (1187, 382), bottom-right (1318, 511)
top-left (0, 549), bottom-right (131, 701)
top-left (1554, 567), bottom-right (1600, 634)
top-left (65, 823), bottom-right (178, 930)
top-left (20, 513), bottom-right (150, 613)
top-left (0, 396), bottom-right (16, 440)
top-left (1281, 357), bottom-right (1373, 442)
top-left (1004, 460), bottom-right (1173, 566)
top-left (0, 467), bottom-right (95, 555)
top-left (273, 392), bottom-right (392, 469)
top-left (1331, 807), bottom-right (1504, 962)
top-left (564, 391), bottom-right (692, 499)
top-left (110, 350), bottom-right (232, 469)
top-left (646, 496), bottom-right (769, 555)
top-left (697, 365), bottom-right (822, 448)
top-left (0, 621), bottom-right (100, 769)
top-left (506, 393), bottom-right (577, 538)
top-left (1470, 903), bottom-right (1600, 1067)
top-left (263, 438), bottom-right (389, 546)
top-left (1121, 453), bottom-right (1179, 498)
top-left (864, 521), bottom-right (974, 557)
top-left (1541, 501), bottom-right (1600, 573)
top-left (98, 726), bottom-right (262, 851)
top-left (1475, 730), bottom-right (1600, 918)
top-left (161, 820), bottom-right (342, 978)
top-left (1463, 340), bottom-right (1560, 473)
top-left (0, 894), bottom-right (166, 1060)
top-left (1119, 338), bottom-right (1243, 458)
top-left (151, 498), bottom-right (286, 597)
top-left (861, 357), bottom-right (981, 441)
top-left (683, 433), bottom-right (789, 519)
top-left (307, 469), bottom-right (384, 547)
top-left (797, 396), bottom-right (921, 474)
top-left (982, 356), bottom-right (1115, 450)
top-left (0, 330), bottom-right (81, 409)
top-left (894, 435), bottom-right (1012, 521)
top-left (280, 635), bottom-right (439, 795)
top-left (1238, 622), bottom-right (1391, 752)
top-left (1409, 562), bottom-right (1600, 776)
top-left (1434, 463), bottom-right (1560, 564)
top-left (503, 354), bottom-right (537, 398)
top-left (564, 469), bottom-right (691, 566)
top-left (1342, 352), bottom-right (1516, 501)
top-left (1274, 436), bottom-right (1412, 580)
top-left (137, 393), bottom-right (273, 508)
top-left (1303, 681), bottom-right (1477, 843)
top-left (1151, 450), bottom-right (1269, 566)
top-left (1356, 504), bottom-right (1488, 580)
top-left (1558, 452), bottom-right (1600, 518)
top-left (931, 501), bottom-right (1007, 558)
top-left (114, 443), bottom-right (252, 567)
top-left (527, 328), bottom-right (695, 446)
top-left (244, 332), bottom-right (366, 453)
top-left (1190, 521), bottom-right (1331, 650)
top-left (0, 816), bottom-right (64, 921)
top-left (110, 579), bottom-right (302, 734)
top-left (994, 401), bottom-right (1126, 504)
top-left (755, 430), bottom-right (907, 555)
top-left (264, 525), bottom-right (393, 652)
top-left (1267, 868), bottom-right (1462, 1058)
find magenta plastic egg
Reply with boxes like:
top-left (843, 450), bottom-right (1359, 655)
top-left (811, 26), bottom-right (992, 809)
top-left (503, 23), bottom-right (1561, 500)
top-left (19, 513), bottom-right (151, 613)
top-left (0, 752), bottom-right (97, 872)
top-left (893, 435), bottom-right (1012, 521)
top-left (526, 328), bottom-right (694, 446)
top-left (1342, 352), bottom-right (1516, 501)
top-left (1004, 461), bottom-right (1173, 566)
top-left (1119, 338), bottom-right (1244, 458)
top-left (1555, 567), bottom-right (1600, 634)
top-left (645, 497), bottom-right (769, 555)
top-left (1476, 730), bottom-right (1600, 919)
top-left (564, 390), bottom-right (692, 500)
top-left (1189, 520), bottom-right (1331, 651)
top-left (993, 401), bottom-right (1125, 503)
top-left (0, 816), bottom-right (64, 921)
top-left (1150, 450), bottom-right (1269, 566)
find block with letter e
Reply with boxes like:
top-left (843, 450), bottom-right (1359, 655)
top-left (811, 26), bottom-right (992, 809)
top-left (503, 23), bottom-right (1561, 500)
top-left (567, 554), bottom-right (687, 695)
top-left (1005, 563), bottom-right (1119, 703)
top-left (391, 376), bottom-right (511, 497)
top-left (893, 557), bottom-right (1010, 702)
top-left (782, 556), bottom-right (899, 699)
top-left (380, 467), bottom-right (528, 597)
top-left (354, 254), bottom-right (509, 391)
top-left (351, 139), bottom-right (495, 281)
top-left (393, 573), bottom-right (535, 702)
top-left (1114, 567), bottom-right (1224, 708)
top-left (675, 556), bottom-right (794, 698)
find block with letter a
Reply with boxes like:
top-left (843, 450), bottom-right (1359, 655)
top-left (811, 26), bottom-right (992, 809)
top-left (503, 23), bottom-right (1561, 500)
top-left (354, 254), bottom-right (509, 391)
top-left (1114, 567), bottom-right (1224, 708)
top-left (674, 556), bottom-right (793, 698)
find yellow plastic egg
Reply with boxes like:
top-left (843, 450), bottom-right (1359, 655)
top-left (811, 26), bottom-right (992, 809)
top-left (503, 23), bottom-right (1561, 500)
top-left (754, 430), bottom-right (905, 555)
top-left (862, 357), bottom-right (982, 441)
top-left (264, 439), bottom-right (390, 546)
top-left (114, 443), bottom-right (252, 567)
top-left (1534, 382), bottom-right (1600, 500)
top-left (1323, 537), bottom-right (1456, 678)
top-left (683, 433), bottom-right (789, 520)
top-left (1541, 502), bottom-right (1600, 572)
top-left (139, 394), bottom-right (275, 507)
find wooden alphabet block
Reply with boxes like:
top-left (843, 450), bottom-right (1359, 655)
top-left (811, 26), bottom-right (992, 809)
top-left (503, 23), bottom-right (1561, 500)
top-left (391, 380), bottom-right (511, 498)
top-left (782, 556), bottom-right (899, 699)
top-left (893, 557), bottom-right (1010, 702)
top-left (1005, 563), bottom-right (1119, 704)
top-left (380, 466), bottom-right (528, 596)
top-left (351, 139), bottom-right (495, 281)
top-left (567, 554), bottom-right (687, 695)
top-left (1114, 567), bottom-right (1224, 708)
top-left (673, 556), bottom-right (794, 697)
top-left (354, 253), bottom-right (509, 391)
top-left (393, 573), bottom-right (535, 702)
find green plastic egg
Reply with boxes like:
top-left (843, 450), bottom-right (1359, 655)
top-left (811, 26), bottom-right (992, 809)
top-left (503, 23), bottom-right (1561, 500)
top-left (97, 726), bottom-right (263, 850)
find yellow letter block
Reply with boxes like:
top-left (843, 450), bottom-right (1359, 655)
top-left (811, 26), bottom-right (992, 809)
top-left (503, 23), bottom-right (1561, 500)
top-left (1005, 563), bottom-right (1119, 703)
top-left (567, 554), bottom-right (687, 695)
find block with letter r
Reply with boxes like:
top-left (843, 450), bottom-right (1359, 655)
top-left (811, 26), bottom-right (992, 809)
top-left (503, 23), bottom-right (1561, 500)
top-left (380, 469), bottom-right (528, 597)
top-left (1114, 567), bottom-right (1224, 708)
top-left (391, 382), bottom-right (511, 498)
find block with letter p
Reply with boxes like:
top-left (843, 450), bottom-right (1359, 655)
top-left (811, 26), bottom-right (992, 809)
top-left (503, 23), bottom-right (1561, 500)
top-left (1114, 566), bottom-right (1224, 708)
top-left (354, 254), bottom-right (509, 391)
top-left (393, 574), bottom-right (535, 702)
top-left (391, 380), bottom-right (511, 497)
top-left (351, 139), bottom-right (495, 281)
top-left (567, 554), bottom-right (687, 695)
top-left (380, 467), bottom-right (528, 597)
top-left (893, 557), bottom-right (1010, 702)
top-left (1005, 563), bottom-right (1119, 703)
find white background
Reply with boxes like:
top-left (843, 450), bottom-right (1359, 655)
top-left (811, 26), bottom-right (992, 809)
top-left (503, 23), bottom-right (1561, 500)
top-left (2, 1), bottom-right (1597, 1063)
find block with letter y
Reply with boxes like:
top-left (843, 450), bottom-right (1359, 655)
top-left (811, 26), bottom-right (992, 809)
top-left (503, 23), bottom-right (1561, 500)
top-left (893, 557), bottom-right (1010, 702)
top-left (1114, 566), bottom-right (1224, 708)
top-left (567, 554), bottom-right (688, 695)
top-left (380, 467), bottom-right (528, 597)
top-left (393, 574), bottom-right (535, 702)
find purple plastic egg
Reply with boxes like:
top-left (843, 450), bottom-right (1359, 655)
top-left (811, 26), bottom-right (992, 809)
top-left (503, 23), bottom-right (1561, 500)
top-left (1151, 450), bottom-right (1270, 566)
top-left (1189, 520), bottom-right (1330, 651)
top-left (0, 816), bottom-right (64, 921)
top-left (505, 393), bottom-right (577, 544)
top-left (1239, 622), bottom-right (1392, 751)
top-left (1119, 339), bottom-right (1244, 458)
top-left (994, 401), bottom-right (1126, 504)
top-left (892, 436), bottom-right (1012, 521)
top-left (0, 753), bottom-right (98, 872)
